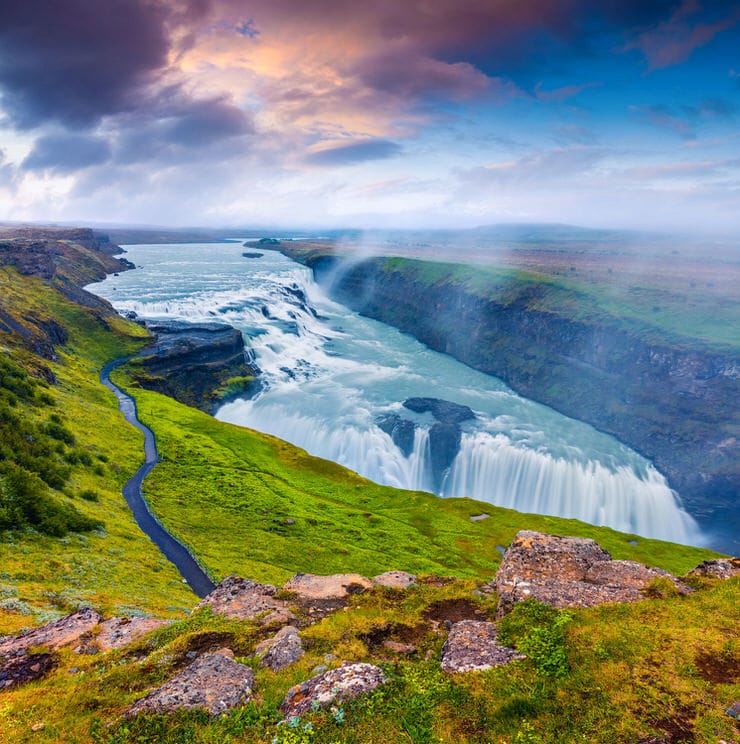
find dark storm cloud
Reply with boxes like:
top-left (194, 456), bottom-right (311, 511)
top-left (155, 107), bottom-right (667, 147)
top-left (21, 133), bottom-right (111, 173)
top-left (0, 0), bottom-right (206, 129)
top-left (305, 140), bottom-right (402, 166)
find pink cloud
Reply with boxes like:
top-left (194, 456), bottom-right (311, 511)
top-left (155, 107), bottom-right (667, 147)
top-left (534, 80), bottom-right (601, 103)
top-left (623, 0), bottom-right (740, 71)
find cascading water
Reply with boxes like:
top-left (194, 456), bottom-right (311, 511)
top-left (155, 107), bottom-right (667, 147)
top-left (88, 241), bottom-right (702, 546)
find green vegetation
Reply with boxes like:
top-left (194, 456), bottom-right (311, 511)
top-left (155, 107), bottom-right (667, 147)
top-left (0, 236), bottom-right (736, 742)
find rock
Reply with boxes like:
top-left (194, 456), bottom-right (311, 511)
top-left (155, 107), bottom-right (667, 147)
top-left (687, 558), bottom-right (740, 580)
top-left (372, 571), bottom-right (417, 589)
top-left (283, 573), bottom-right (372, 600)
top-left (402, 397), bottom-right (475, 424)
top-left (0, 653), bottom-right (54, 689)
top-left (376, 413), bottom-right (416, 456)
top-left (470, 513), bottom-right (490, 521)
top-left (727, 701), bottom-right (740, 719)
top-left (441, 620), bottom-right (524, 673)
top-left (280, 663), bottom-right (387, 719)
top-left (494, 531), bottom-right (690, 616)
top-left (0, 608), bottom-right (102, 659)
top-left (255, 626), bottom-right (304, 671)
top-left (88, 616), bottom-right (170, 652)
top-left (126, 649), bottom-right (254, 717)
top-left (196, 575), bottom-right (294, 625)
top-left (242, 252), bottom-right (264, 259)
top-left (384, 640), bottom-right (416, 654)
top-left (133, 321), bottom-right (260, 414)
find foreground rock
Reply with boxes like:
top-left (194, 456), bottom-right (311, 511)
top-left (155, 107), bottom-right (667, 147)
top-left (372, 571), bottom-right (417, 589)
top-left (0, 653), bottom-right (55, 690)
top-left (280, 663), bottom-right (387, 719)
top-left (686, 558), bottom-right (740, 580)
top-left (494, 531), bottom-right (690, 615)
top-left (85, 617), bottom-right (170, 653)
top-left (0, 608), bottom-right (102, 659)
top-left (255, 626), bottom-right (305, 671)
top-left (441, 620), bottom-right (524, 673)
top-left (196, 575), bottom-right (294, 625)
top-left (283, 573), bottom-right (373, 599)
top-left (126, 649), bottom-right (254, 717)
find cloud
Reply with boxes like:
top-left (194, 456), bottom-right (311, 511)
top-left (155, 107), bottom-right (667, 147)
top-left (304, 139), bottom-right (402, 166)
top-left (632, 104), bottom-right (696, 139)
top-left (0, 1), bottom-right (197, 129)
top-left (621, 0), bottom-right (740, 70)
top-left (534, 81), bottom-right (601, 103)
top-left (21, 133), bottom-right (111, 173)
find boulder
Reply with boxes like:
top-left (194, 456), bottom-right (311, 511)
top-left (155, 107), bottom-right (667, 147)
top-left (0, 608), bottom-right (102, 659)
top-left (126, 649), bottom-right (254, 717)
top-left (283, 573), bottom-right (372, 600)
top-left (372, 571), bottom-right (417, 589)
top-left (441, 620), bottom-right (524, 673)
top-left (494, 531), bottom-right (690, 615)
top-left (255, 626), bottom-right (304, 671)
top-left (686, 558), bottom-right (740, 580)
top-left (196, 575), bottom-right (294, 625)
top-left (280, 662), bottom-right (387, 719)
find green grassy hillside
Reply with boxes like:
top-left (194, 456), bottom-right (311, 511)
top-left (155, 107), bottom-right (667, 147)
top-left (1, 234), bottom-right (737, 743)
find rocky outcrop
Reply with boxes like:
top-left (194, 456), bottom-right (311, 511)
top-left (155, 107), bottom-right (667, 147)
top-left (0, 608), bottom-right (102, 658)
top-left (0, 653), bottom-right (54, 690)
top-left (376, 397), bottom-right (475, 487)
top-left (126, 649), bottom-right (254, 717)
top-left (493, 531), bottom-right (690, 616)
top-left (285, 249), bottom-right (739, 554)
top-left (280, 663), bottom-right (387, 719)
top-left (85, 616), bottom-right (170, 653)
top-left (255, 626), bottom-right (305, 671)
top-left (130, 321), bottom-right (260, 414)
top-left (196, 575), bottom-right (294, 625)
top-left (686, 558), bottom-right (740, 580)
top-left (441, 620), bottom-right (524, 673)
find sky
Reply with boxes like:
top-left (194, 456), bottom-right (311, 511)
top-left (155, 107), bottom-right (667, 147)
top-left (0, 0), bottom-right (738, 232)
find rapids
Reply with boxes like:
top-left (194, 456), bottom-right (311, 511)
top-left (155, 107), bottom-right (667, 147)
top-left (88, 241), bottom-right (702, 546)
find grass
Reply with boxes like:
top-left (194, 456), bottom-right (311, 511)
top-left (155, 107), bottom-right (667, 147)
top-left (0, 238), bottom-right (736, 743)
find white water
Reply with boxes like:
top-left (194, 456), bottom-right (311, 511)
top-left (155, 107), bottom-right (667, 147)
top-left (88, 241), bottom-right (702, 546)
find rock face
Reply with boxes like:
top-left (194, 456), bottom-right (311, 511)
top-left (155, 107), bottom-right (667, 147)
top-left (196, 575), bottom-right (293, 625)
top-left (289, 249), bottom-right (739, 554)
top-left (280, 663), bottom-right (387, 719)
top-left (132, 321), bottom-right (260, 414)
top-left (441, 620), bottom-right (524, 673)
top-left (255, 626), bottom-right (305, 671)
top-left (126, 649), bottom-right (254, 717)
top-left (494, 531), bottom-right (690, 616)
top-left (0, 608), bottom-right (102, 658)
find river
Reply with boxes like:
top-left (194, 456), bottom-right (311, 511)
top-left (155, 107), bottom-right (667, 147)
top-left (88, 241), bottom-right (702, 546)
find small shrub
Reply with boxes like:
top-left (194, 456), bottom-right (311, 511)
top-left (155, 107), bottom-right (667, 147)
top-left (79, 489), bottom-right (100, 502)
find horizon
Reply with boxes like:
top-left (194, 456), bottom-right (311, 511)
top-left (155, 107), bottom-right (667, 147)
top-left (1, 1), bottom-right (739, 233)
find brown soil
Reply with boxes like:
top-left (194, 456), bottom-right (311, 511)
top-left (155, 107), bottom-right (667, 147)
top-left (422, 598), bottom-right (488, 624)
top-left (695, 649), bottom-right (740, 683)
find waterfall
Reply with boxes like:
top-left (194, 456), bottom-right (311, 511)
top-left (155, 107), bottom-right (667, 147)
top-left (89, 241), bottom-right (704, 547)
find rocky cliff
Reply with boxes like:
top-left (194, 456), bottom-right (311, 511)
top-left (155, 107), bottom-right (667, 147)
top-left (284, 250), bottom-right (739, 553)
top-left (128, 320), bottom-right (260, 414)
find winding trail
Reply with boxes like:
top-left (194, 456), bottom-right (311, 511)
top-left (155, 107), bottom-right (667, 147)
top-left (101, 360), bottom-right (216, 598)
